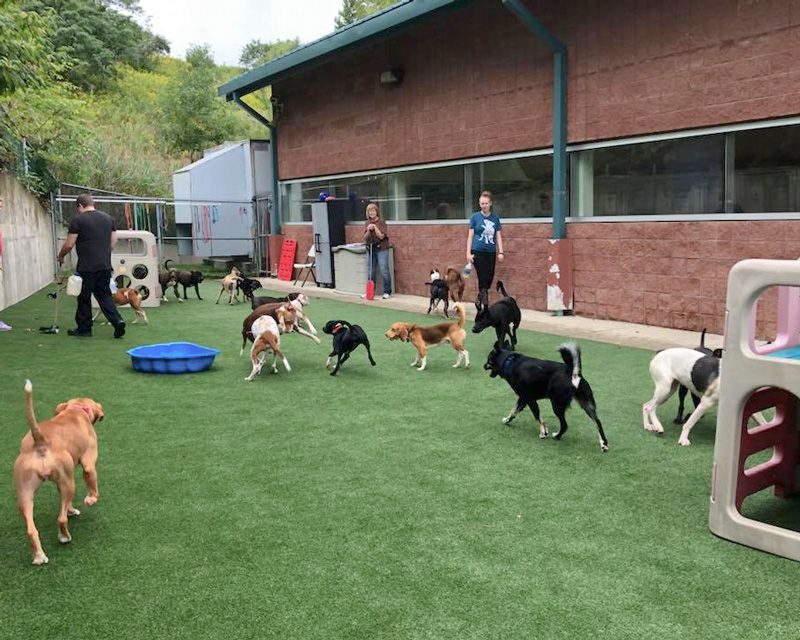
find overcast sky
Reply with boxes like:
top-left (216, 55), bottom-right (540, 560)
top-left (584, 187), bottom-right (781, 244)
top-left (136, 0), bottom-right (344, 66)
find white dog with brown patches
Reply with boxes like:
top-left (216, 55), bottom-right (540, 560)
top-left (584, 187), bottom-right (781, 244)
top-left (14, 380), bottom-right (105, 565)
top-left (245, 313), bottom-right (292, 381)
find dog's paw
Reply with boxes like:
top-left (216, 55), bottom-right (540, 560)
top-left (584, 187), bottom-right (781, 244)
top-left (58, 531), bottom-right (72, 544)
top-left (601, 443), bottom-right (609, 452)
top-left (83, 495), bottom-right (97, 506)
top-left (32, 552), bottom-right (48, 565)
top-left (552, 432), bottom-right (563, 441)
top-left (539, 430), bottom-right (549, 439)
top-left (502, 416), bottom-right (514, 425)
top-left (67, 507), bottom-right (81, 517)
top-left (678, 438), bottom-right (691, 447)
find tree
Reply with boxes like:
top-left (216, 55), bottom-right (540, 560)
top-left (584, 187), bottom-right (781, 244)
top-left (0, 2), bottom-right (64, 95)
top-left (23, 0), bottom-right (169, 92)
top-left (334, 0), bottom-right (396, 29)
top-left (239, 38), bottom-right (300, 70)
top-left (161, 45), bottom-right (237, 162)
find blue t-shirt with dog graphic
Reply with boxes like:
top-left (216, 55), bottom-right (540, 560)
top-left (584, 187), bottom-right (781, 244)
top-left (469, 212), bottom-right (502, 253)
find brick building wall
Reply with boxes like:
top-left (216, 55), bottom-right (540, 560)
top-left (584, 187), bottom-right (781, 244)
top-left (282, 219), bottom-right (796, 339)
top-left (273, 0), bottom-right (800, 337)
top-left (274, 0), bottom-right (800, 179)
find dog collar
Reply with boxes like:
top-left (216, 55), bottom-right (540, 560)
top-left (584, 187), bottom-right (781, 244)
top-left (500, 353), bottom-right (517, 376)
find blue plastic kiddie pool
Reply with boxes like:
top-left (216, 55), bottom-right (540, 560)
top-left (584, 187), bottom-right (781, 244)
top-left (127, 342), bottom-right (220, 374)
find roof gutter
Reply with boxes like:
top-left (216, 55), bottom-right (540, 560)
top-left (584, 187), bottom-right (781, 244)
top-left (502, 0), bottom-right (567, 240)
top-left (232, 93), bottom-right (281, 235)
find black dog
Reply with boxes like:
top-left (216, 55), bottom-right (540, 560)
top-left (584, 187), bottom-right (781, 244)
top-left (251, 292), bottom-right (301, 310)
top-left (164, 259), bottom-right (204, 301)
top-left (322, 320), bottom-right (376, 376)
top-left (472, 281), bottom-right (521, 348)
top-left (484, 340), bottom-right (609, 452)
top-left (236, 276), bottom-right (262, 302)
top-left (425, 269), bottom-right (450, 317)
top-left (673, 328), bottom-right (724, 424)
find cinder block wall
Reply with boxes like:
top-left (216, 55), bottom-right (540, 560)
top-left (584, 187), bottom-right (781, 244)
top-left (0, 173), bottom-right (56, 311)
top-left (282, 219), bottom-right (795, 339)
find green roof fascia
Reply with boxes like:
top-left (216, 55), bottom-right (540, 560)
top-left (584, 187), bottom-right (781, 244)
top-left (219, 0), bottom-right (471, 100)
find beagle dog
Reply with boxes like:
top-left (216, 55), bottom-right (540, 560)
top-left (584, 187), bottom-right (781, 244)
top-left (93, 287), bottom-right (148, 324)
top-left (14, 380), bottom-right (105, 565)
top-left (384, 302), bottom-right (469, 371)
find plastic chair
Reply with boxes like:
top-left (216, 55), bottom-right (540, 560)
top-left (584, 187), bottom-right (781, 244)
top-left (293, 246), bottom-right (317, 287)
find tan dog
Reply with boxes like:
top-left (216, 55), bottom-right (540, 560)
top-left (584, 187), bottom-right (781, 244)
top-left (444, 267), bottom-right (465, 302)
top-left (384, 302), bottom-right (469, 371)
top-left (215, 267), bottom-right (242, 305)
top-left (245, 309), bottom-right (294, 381)
top-left (93, 287), bottom-right (148, 324)
top-left (14, 380), bottom-right (105, 565)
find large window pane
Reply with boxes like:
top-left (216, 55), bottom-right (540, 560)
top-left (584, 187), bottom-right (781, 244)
top-left (394, 165), bottom-right (465, 220)
top-left (588, 135), bottom-right (724, 216)
top-left (735, 126), bottom-right (800, 213)
top-left (472, 156), bottom-right (554, 218)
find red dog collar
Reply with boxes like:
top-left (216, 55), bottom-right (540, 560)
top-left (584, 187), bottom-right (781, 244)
top-left (72, 404), bottom-right (93, 418)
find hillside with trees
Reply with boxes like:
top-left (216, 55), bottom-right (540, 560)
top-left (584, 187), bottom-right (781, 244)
top-left (0, 0), bottom-right (396, 198)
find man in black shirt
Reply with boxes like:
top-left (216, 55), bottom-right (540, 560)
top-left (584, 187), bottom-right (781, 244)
top-left (57, 194), bottom-right (125, 338)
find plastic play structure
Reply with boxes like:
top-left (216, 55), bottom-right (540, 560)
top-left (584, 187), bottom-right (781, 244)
top-left (92, 230), bottom-right (161, 309)
top-left (710, 259), bottom-right (800, 561)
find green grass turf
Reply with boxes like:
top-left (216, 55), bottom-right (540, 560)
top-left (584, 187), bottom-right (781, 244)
top-left (1, 282), bottom-right (799, 639)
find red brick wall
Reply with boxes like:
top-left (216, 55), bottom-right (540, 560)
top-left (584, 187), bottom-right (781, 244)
top-left (281, 219), bottom-right (800, 338)
top-left (274, 0), bottom-right (800, 180)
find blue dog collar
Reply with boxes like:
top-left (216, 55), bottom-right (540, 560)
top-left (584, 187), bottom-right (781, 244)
top-left (500, 352), bottom-right (516, 376)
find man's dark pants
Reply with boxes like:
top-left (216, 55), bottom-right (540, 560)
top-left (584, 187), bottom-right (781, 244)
top-left (75, 269), bottom-right (123, 333)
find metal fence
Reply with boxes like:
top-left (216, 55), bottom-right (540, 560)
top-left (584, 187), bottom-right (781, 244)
top-left (54, 185), bottom-right (270, 274)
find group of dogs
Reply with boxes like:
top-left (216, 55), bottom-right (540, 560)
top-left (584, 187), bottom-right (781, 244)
top-left (15, 266), bottom-right (747, 565)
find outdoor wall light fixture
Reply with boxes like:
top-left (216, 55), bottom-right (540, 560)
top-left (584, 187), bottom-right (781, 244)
top-left (379, 67), bottom-right (404, 85)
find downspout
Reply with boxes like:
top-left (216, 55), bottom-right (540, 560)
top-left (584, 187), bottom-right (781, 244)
top-left (232, 92), bottom-right (281, 235)
top-left (502, 0), bottom-right (567, 240)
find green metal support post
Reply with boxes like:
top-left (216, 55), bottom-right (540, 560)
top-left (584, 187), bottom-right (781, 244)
top-left (502, 0), bottom-right (567, 240)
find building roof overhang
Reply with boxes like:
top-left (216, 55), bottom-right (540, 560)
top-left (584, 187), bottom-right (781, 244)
top-left (218, 0), bottom-right (471, 100)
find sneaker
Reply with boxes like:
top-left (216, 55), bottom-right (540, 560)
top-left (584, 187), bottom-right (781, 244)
top-left (113, 322), bottom-right (126, 339)
top-left (67, 328), bottom-right (92, 337)
top-left (0, 320), bottom-right (11, 331)
top-left (382, 293), bottom-right (391, 299)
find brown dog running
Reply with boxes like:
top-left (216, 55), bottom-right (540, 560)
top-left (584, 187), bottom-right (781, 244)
top-left (444, 267), bottom-right (465, 302)
top-left (384, 302), bottom-right (469, 371)
top-left (13, 380), bottom-right (105, 565)
top-left (93, 287), bottom-right (148, 324)
top-left (215, 267), bottom-right (242, 305)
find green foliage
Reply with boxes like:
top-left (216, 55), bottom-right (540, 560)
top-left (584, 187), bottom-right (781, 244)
top-left (23, 0), bottom-right (169, 92)
top-left (239, 38), bottom-right (300, 69)
top-left (0, 1), bottom-right (64, 94)
top-left (334, 0), bottom-right (397, 29)
top-left (161, 45), bottom-right (239, 162)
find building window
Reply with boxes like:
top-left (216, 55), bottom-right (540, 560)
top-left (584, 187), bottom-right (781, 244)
top-left (734, 125), bottom-right (800, 213)
top-left (470, 155), bottom-right (555, 218)
top-left (571, 135), bottom-right (724, 216)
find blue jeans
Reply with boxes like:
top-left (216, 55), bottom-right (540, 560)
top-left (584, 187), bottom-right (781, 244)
top-left (367, 247), bottom-right (392, 295)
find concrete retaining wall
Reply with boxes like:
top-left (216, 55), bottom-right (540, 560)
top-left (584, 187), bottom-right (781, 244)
top-left (0, 172), bottom-right (56, 311)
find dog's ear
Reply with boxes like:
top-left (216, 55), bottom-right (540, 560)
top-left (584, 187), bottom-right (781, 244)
top-left (712, 348), bottom-right (724, 358)
top-left (54, 402), bottom-right (68, 415)
top-left (399, 326), bottom-right (409, 342)
top-left (92, 401), bottom-right (105, 423)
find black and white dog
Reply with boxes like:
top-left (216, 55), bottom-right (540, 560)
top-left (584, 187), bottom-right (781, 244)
top-left (425, 269), bottom-right (450, 317)
top-left (472, 281), bottom-right (521, 348)
top-left (643, 347), bottom-right (721, 446)
top-left (484, 341), bottom-right (609, 452)
top-left (674, 328), bottom-right (723, 424)
top-left (322, 320), bottom-right (376, 376)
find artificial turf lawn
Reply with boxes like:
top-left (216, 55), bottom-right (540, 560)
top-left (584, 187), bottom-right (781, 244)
top-left (1, 281), bottom-right (798, 640)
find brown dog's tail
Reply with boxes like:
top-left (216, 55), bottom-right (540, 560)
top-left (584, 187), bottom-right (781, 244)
top-left (454, 302), bottom-right (466, 327)
top-left (24, 380), bottom-right (47, 447)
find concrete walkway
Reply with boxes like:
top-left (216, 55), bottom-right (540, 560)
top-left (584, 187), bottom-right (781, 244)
top-left (255, 277), bottom-right (721, 352)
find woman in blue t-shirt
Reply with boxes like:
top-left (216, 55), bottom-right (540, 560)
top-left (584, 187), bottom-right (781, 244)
top-left (465, 190), bottom-right (505, 308)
